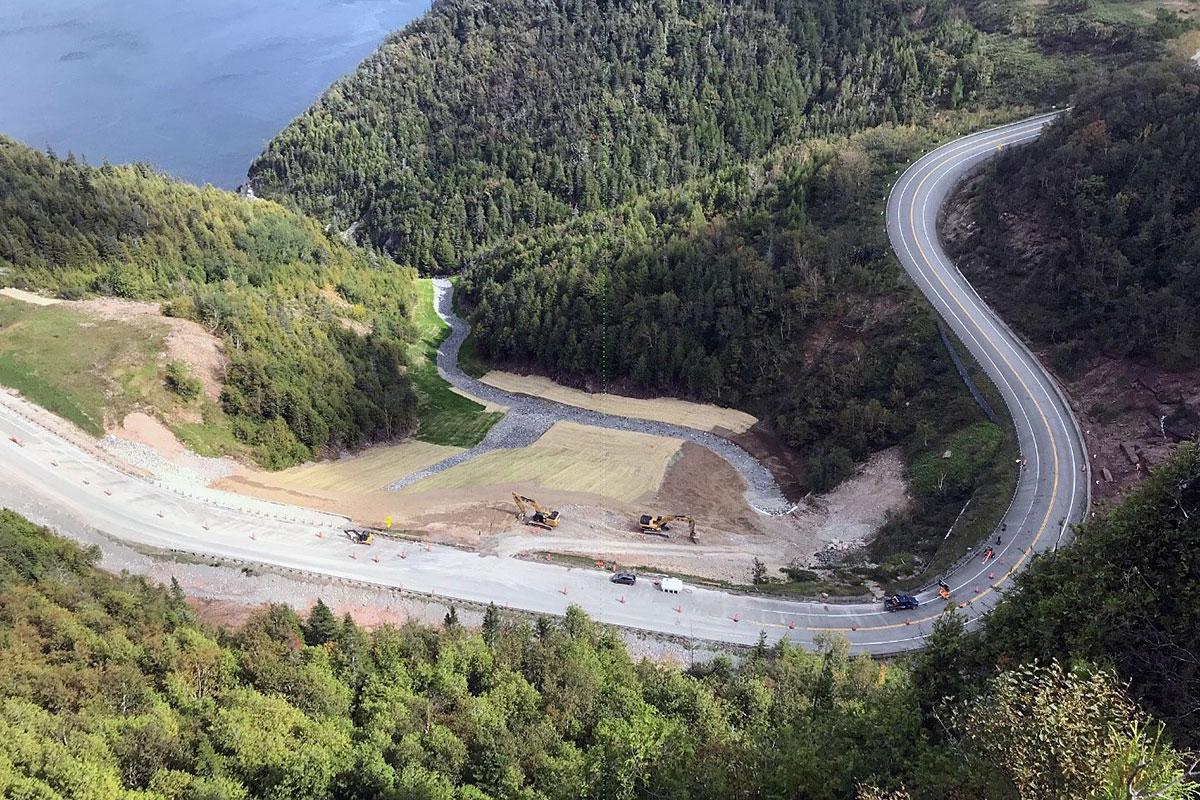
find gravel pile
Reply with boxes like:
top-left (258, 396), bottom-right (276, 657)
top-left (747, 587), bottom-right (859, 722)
top-left (387, 280), bottom-right (793, 514)
top-left (100, 435), bottom-right (235, 489)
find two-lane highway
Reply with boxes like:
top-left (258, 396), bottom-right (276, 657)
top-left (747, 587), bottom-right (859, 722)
top-left (886, 112), bottom-right (1090, 611)
top-left (0, 113), bottom-right (1089, 653)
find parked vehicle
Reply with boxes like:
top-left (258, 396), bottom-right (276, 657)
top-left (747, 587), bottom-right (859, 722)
top-left (611, 572), bottom-right (636, 586)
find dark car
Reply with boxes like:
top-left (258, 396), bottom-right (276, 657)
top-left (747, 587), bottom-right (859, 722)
top-left (611, 572), bottom-right (637, 586)
top-left (885, 594), bottom-right (919, 612)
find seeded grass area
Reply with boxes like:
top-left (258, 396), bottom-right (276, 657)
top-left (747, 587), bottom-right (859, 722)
top-left (409, 279), bottom-right (502, 447)
top-left (0, 296), bottom-right (164, 434)
top-left (247, 440), bottom-right (465, 493)
top-left (403, 421), bottom-right (682, 502)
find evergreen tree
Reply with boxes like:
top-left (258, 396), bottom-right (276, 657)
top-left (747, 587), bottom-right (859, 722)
top-left (304, 599), bottom-right (339, 646)
top-left (482, 602), bottom-right (501, 647)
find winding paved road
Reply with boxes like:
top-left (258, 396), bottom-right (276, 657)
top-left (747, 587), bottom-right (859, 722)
top-left (0, 113), bottom-right (1088, 653)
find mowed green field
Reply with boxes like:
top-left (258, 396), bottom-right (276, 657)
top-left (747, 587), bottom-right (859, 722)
top-left (0, 296), bottom-right (165, 434)
top-left (407, 279), bottom-right (502, 447)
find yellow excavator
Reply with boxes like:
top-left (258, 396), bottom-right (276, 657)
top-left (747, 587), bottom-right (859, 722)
top-left (512, 493), bottom-right (561, 530)
top-left (345, 528), bottom-right (375, 545)
top-left (639, 514), bottom-right (697, 544)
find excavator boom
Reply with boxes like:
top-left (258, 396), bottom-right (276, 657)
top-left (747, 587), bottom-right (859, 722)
top-left (512, 493), bottom-right (561, 530)
top-left (638, 513), bottom-right (697, 543)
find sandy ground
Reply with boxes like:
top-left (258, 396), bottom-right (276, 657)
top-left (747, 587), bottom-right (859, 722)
top-left (480, 370), bottom-right (758, 434)
top-left (111, 411), bottom-right (191, 458)
top-left (215, 436), bottom-right (908, 584)
top-left (250, 440), bottom-right (466, 493)
top-left (399, 421), bottom-right (682, 502)
top-left (484, 447), bottom-right (909, 584)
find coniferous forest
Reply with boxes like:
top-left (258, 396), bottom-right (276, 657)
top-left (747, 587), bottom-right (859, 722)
top-left (249, 0), bottom-right (1003, 273)
top-left (0, 444), bottom-right (1197, 799)
top-left (0, 138), bottom-right (422, 467)
top-left (949, 63), bottom-right (1200, 370)
top-left (0, 0), bottom-right (1198, 795)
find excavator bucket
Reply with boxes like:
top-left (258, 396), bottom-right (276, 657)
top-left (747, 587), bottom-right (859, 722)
top-left (513, 493), bottom-right (561, 529)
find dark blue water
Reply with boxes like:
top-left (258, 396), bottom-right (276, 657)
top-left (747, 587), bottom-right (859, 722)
top-left (0, 0), bottom-right (428, 187)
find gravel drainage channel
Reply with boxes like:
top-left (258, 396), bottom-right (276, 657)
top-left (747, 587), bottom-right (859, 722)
top-left (386, 280), bottom-right (794, 515)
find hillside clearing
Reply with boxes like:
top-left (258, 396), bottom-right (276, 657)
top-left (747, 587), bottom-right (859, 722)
top-left (0, 296), bottom-right (167, 435)
top-left (0, 294), bottom-right (247, 458)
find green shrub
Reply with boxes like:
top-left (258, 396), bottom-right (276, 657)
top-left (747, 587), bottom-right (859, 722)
top-left (164, 361), bottom-right (202, 401)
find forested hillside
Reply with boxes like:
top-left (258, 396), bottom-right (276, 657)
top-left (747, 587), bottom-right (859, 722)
top-left (948, 63), bottom-right (1200, 370)
top-left (0, 504), bottom-right (1196, 800)
top-left (944, 62), bottom-right (1199, 495)
top-left (460, 122), bottom-right (1018, 583)
top-left (461, 124), bottom-right (994, 471)
top-left (972, 441), bottom-right (1200, 745)
top-left (0, 138), bottom-right (425, 467)
top-left (249, 0), bottom-right (997, 272)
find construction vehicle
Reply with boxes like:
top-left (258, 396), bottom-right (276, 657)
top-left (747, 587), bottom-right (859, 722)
top-left (512, 493), bottom-right (561, 530)
top-left (638, 514), bottom-right (697, 543)
top-left (345, 528), bottom-right (375, 545)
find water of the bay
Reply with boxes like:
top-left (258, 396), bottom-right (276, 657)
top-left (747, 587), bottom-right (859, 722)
top-left (0, 0), bottom-right (427, 187)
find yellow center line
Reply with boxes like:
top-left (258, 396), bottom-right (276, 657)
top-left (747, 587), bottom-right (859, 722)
top-left (770, 124), bottom-right (1063, 636)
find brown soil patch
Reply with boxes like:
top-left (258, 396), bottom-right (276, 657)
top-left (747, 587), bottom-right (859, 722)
top-left (654, 442), bottom-right (761, 532)
top-left (942, 175), bottom-right (1200, 500)
top-left (480, 370), bottom-right (757, 433)
top-left (68, 296), bottom-right (226, 403)
top-left (214, 441), bottom-right (909, 585)
top-left (1064, 356), bottom-right (1200, 499)
top-left (111, 411), bottom-right (189, 458)
top-left (730, 426), bottom-right (806, 501)
top-left (0, 287), bottom-right (60, 306)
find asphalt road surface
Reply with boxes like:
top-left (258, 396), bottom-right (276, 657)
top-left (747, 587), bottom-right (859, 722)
top-left (0, 113), bottom-right (1088, 653)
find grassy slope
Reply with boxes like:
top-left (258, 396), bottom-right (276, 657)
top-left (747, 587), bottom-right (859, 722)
top-left (0, 282), bottom-right (499, 460)
top-left (408, 279), bottom-right (501, 447)
top-left (0, 296), bottom-right (250, 455)
top-left (0, 297), bottom-right (156, 433)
